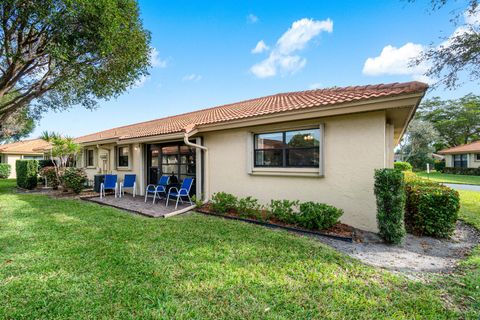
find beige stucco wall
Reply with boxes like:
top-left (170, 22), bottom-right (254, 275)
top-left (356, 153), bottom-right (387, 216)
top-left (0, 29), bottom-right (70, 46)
top-left (80, 143), bottom-right (144, 195)
top-left (4, 154), bottom-right (22, 179)
top-left (202, 111), bottom-right (388, 232)
top-left (445, 154), bottom-right (453, 167)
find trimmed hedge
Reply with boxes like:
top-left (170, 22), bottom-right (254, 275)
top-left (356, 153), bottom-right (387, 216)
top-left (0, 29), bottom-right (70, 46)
top-left (210, 192), bottom-right (343, 231)
top-left (405, 177), bottom-right (460, 238)
top-left (394, 161), bottom-right (413, 172)
top-left (16, 160), bottom-right (38, 190)
top-left (374, 168), bottom-right (406, 244)
top-left (0, 163), bottom-right (11, 179)
top-left (62, 167), bottom-right (87, 194)
top-left (38, 159), bottom-right (55, 169)
top-left (443, 167), bottom-right (480, 176)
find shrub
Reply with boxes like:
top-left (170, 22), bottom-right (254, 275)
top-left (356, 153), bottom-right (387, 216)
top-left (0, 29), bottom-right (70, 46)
top-left (269, 200), bottom-right (299, 225)
top-left (62, 168), bottom-right (87, 194)
top-left (38, 159), bottom-right (55, 170)
top-left (443, 167), bottom-right (480, 176)
top-left (297, 202), bottom-right (343, 230)
top-left (40, 166), bottom-right (60, 189)
top-left (0, 163), bottom-right (11, 179)
top-left (433, 160), bottom-right (445, 172)
top-left (405, 180), bottom-right (460, 238)
top-left (237, 196), bottom-right (263, 220)
top-left (374, 168), bottom-right (406, 244)
top-left (394, 161), bottom-right (413, 172)
top-left (211, 192), bottom-right (238, 213)
top-left (16, 160), bottom-right (38, 190)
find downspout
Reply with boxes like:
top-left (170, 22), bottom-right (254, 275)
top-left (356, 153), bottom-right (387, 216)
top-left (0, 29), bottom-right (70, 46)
top-left (183, 125), bottom-right (209, 202)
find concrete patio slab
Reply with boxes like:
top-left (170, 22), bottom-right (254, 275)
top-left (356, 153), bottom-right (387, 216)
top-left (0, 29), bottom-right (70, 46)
top-left (86, 194), bottom-right (192, 217)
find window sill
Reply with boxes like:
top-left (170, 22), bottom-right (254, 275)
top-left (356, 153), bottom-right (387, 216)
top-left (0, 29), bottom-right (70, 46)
top-left (116, 166), bottom-right (132, 171)
top-left (250, 167), bottom-right (323, 177)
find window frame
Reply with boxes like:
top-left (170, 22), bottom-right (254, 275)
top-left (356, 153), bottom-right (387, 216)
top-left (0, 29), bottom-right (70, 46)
top-left (453, 154), bottom-right (468, 168)
top-left (85, 148), bottom-right (95, 168)
top-left (117, 145), bottom-right (130, 168)
top-left (476, 154), bottom-right (480, 162)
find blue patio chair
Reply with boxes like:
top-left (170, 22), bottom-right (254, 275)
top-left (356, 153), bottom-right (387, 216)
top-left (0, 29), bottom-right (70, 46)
top-left (120, 174), bottom-right (136, 198)
top-left (145, 175), bottom-right (170, 204)
top-left (166, 177), bottom-right (194, 209)
top-left (100, 174), bottom-right (118, 199)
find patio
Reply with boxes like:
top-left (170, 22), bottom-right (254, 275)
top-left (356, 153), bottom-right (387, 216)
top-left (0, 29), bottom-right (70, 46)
top-left (86, 194), bottom-right (194, 218)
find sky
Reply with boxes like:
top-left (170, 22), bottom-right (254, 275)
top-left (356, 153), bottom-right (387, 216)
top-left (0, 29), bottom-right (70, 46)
top-left (30, 0), bottom-right (478, 138)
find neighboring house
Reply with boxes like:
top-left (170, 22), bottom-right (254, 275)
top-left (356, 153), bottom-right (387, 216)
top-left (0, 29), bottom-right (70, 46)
top-left (438, 140), bottom-right (480, 169)
top-left (43, 81), bottom-right (426, 232)
top-left (0, 139), bottom-right (49, 178)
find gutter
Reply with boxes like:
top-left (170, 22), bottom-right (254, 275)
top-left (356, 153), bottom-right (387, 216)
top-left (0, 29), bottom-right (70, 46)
top-left (183, 125), bottom-right (209, 202)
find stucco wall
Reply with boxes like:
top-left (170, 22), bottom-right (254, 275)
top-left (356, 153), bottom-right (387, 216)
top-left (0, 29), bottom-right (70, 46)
top-left (445, 154), bottom-right (453, 167)
top-left (5, 154), bottom-right (22, 179)
top-left (469, 153), bottom-right (480, 168)
top-left (203, 111), bottom-right (387, 232)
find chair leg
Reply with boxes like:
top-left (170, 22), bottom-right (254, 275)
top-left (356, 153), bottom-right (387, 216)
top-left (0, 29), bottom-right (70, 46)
top-left (153, 192), bottom-right (157, 204)
top-left (165, 192), bottom-right (170, 207)
top-left (144, 191), bottom-right (148, 203)
top-left (175, 195), bottom-right (180, 209)
top-left (188, 195), bottom-right (193, 205)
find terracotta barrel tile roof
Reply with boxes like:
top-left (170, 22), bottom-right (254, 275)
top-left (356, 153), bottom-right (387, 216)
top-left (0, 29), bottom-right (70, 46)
top-left (438, 141), bottom-right (480, 154)
top-left (75, 81), bottom-right (428, 144)
top-left (0, 139), bottom-right (50, 154)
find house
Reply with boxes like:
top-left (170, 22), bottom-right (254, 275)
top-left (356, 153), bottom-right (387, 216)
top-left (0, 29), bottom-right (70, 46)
top-left (0, 139), bottom-right (48, 178)
top-left (438, 140), bottom-right (480, 169)
top-left (71, 81), bottom-right (427, 232)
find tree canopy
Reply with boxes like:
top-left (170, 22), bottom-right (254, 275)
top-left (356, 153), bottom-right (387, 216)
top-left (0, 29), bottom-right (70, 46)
top-left (399, 120), bottom-right (439, 170)
top-left (416, 94), bottom-right (480, 149)
top-left (0, 0), bottom-right (151, 123)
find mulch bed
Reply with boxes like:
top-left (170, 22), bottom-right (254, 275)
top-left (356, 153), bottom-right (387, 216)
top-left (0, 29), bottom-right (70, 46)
top-left (196, 205), bottom-right (356, 242)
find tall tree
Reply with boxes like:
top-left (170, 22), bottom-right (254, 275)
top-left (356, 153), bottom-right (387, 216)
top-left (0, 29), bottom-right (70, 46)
top-left (416, 94), bottom-right (480, 149)
top-left (0, 0), bottom-right (151, 123)
top-left (399, 120), bottom-right (440, 170)
top-left (0, 92), bottom-right (35, 143)
top-left (411, 0), bottom-right (479, 88)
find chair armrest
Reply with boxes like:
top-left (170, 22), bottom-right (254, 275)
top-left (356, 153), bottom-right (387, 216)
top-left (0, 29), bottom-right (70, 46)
top-left (179, 188), bottom-right (189, 195)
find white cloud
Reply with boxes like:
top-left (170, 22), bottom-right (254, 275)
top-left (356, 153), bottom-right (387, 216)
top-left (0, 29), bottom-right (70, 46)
top-left (362, 43), bottom-right (427, 77)
top-left (131, 75), bottom-right (150, 89)
top-left (150, 47), bottom-right (168, 68)
top-left (465, 8), bottom-right (480, 26)
top-left (247, 14), bottom-right (258, 24)
top-left (251, 40), bottom-right (269, 54)
top-left (250, 18), bottom-right (333, 78)
top-left (182, 74), bottom-right (202, 82)
top-left (308, 82), bottom-right (322, 89)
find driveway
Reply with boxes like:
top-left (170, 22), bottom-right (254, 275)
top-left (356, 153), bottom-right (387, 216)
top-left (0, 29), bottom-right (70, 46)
top-left (443, 183), bottom-right (480, 192)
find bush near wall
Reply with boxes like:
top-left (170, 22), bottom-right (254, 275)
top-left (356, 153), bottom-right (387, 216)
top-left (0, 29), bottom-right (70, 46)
top-left (394, 161), bottom-right (413, 172)
top-left (62, 168), bottom-right (87, 194)
top-left (443, 167), bottom-right (480, 176)
top-left (38, 159), bottom-right (55, 170)
top-left (16, 160), bottom-right (38, 190)
top-left (374, 168), bottom-right (406, 244)
top-left (405, 178), bottom-right (460, 238)
top-left (40, 166), bottom-right (59, 189)
top-left (0, 163), bottom-right (11, 179)
top-left (210, 192), bottom-right (343, 231)
top-left (433, 160), bottom-right (445, 172)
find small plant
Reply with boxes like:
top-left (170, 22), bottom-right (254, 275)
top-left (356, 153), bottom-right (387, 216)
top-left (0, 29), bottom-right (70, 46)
top-left (41, 166), bottom-right (60, 189)
top-left (269, 200), bottom-right (299, 225)
top-left (374, 168), bottom-right (406, 244)
top-left (62, 168), bottom-right (87, 194)
top-left (191, 195), bottom-right (204, 208)
top-left (297, 202), bottom-right (343, 230)
top-left (237, 196), bottom-right (263, 220)
top-left (0, 163), bottom-right (11, 179)
top-left (16, 160), bottom-right (39, 190)
top-left (394, 161), bottom-right (413, 172)
top-left (211, 192), bottom-right (238, 213)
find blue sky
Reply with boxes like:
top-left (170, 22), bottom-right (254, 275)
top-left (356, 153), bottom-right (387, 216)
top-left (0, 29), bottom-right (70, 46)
top-left (31, 0), bottom-right (477, 138)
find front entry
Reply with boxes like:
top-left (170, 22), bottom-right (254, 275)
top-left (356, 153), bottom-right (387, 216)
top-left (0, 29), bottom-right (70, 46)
top-left (146, 143), bottom-right (197, 195)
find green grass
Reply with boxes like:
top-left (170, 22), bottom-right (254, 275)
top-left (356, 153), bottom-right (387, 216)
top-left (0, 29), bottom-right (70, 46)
top-left (416, 171), bottom-right (480, 185)
top-left (0, 179), bottom-right (478, 319)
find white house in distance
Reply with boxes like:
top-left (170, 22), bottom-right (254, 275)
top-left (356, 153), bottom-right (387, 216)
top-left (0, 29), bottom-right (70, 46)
top-left (439, 140), bottom-right (480, 169)
top-left (0, 139), bottom-right (48, 178)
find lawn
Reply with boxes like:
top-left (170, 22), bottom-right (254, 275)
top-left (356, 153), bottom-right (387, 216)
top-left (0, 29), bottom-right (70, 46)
top-left (416, 171), bottom-right (480, 185)
top-left (0, 179), bottom-right (478, 319)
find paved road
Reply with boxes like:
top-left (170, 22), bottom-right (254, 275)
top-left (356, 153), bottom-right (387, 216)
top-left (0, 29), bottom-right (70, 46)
top-left (443, 183), bottom-right (480, 192)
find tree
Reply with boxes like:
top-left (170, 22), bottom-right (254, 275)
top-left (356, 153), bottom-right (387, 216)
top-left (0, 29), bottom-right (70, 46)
top-left (411, 0), bottom-right (479, 88)
top-left (416, 94), bottom-right (480, 149)
top-left (399, 120), bottom-right (440, 170)
top-left (0, 105), bottom-right (35, 143)
top-left (0, 0), bottom-right (151, 123)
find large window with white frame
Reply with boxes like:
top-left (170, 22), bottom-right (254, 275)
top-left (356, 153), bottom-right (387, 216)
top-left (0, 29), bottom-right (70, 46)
top-left (453, 154), bottom-right (468, 168)
top-left (254, 128), bottom-right (320, 168)
top-left (476, 154), bottom-right (480, 161)
top-left (117, 146), bottom-right (130, 168)
top-left (85, 149), bottom-right (95, 167)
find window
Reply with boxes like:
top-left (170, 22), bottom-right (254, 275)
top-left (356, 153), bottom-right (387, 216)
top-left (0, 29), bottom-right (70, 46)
top-left (86, 149), bottom-right (94, 167)
top-left (254, 128), bottom-right (320, 167)
top-left (476, 154), bottom-right (480, 161)
top-left (117, 146), bottom-right (129, 167)
top-left (453, 154), bottom-right (468, 168)
top-left (23, 156), bottom-right (44, 160)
